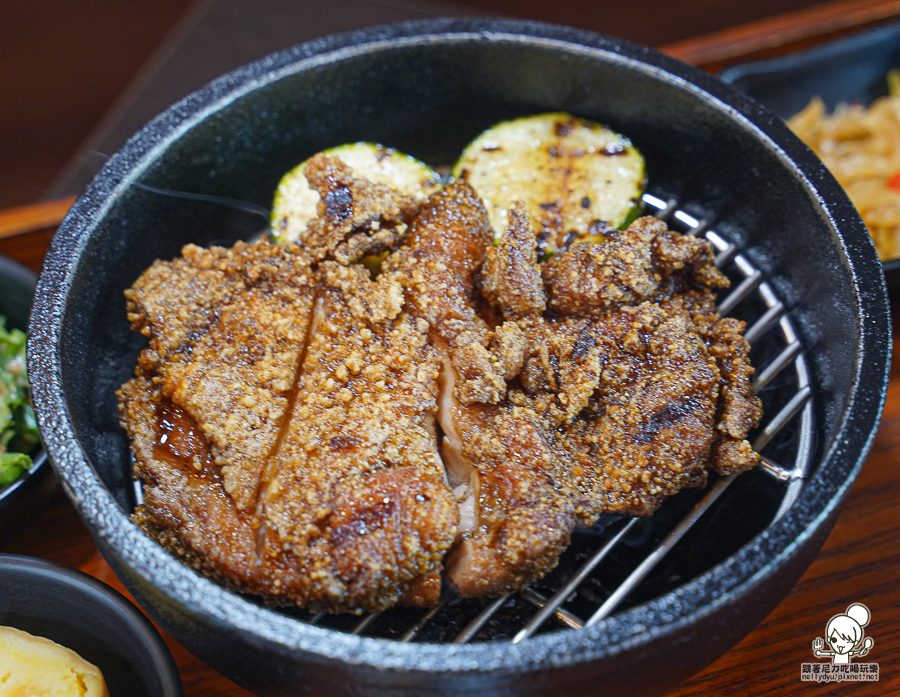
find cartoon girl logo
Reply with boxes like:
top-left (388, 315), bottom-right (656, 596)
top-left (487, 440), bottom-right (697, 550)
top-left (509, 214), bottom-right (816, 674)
top-left (812, 603), bottom-right (874, 664)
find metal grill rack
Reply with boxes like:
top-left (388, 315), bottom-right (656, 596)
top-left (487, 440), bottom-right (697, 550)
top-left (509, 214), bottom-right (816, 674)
top-left (273, 191), bottom-right (817, 644)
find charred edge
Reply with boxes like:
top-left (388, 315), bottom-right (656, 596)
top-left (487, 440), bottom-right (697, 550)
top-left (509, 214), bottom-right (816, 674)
top-left (251, 291), bottom-right (324, 562)
top-left (324, 185), bottom-right (353, 222)
top-left (330, 501), bottom-right (396, 549)
top-left (571, 326), bottom-right (597, 361)
top-left (633, 396), bottom-right (705, 444)
top-left (328, 435), bottom-right (360, 451)
top-left (588, 220), bottom-right (613, 237)
top-left (554, 119), bottom-right (575, 137)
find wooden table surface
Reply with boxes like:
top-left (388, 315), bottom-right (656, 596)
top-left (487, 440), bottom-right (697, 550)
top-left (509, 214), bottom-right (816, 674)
top-left (2, 1), bottom-right (900, 695)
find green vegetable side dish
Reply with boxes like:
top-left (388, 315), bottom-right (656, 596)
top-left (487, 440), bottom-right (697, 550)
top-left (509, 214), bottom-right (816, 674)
top-left (452, 112), bottom-right (646, 255)
top-left (270, 142), bottom-right (442, 246)
top-left (0, 317), bottom-right (39, 488)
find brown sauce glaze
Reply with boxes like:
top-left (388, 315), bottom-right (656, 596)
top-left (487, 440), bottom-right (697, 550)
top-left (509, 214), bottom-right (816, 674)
top-left (153, 399), bottom-right (211, 471)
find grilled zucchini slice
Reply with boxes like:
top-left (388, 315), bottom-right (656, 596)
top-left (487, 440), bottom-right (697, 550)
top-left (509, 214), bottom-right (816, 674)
top-left (270, 142), bottom-right (442, 245)
top-left (451, 112), bottom-right (645, 254)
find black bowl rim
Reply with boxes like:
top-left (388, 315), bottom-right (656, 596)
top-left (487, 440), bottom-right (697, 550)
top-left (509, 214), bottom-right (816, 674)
top-left (0, 254), bottom-right (37, 296)
top-left (0, 553), bottom-right (182, 693)
top-left (0, 255), bottom-right (48, 508)
top-left (28, 16), bottom-right (890, 675)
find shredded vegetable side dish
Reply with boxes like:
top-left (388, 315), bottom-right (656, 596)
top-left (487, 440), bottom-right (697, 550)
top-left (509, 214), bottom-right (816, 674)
top-left (789, 70), bottom-right (900, 260)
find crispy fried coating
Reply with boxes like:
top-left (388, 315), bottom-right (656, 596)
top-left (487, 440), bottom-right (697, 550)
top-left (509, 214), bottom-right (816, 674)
top-left (537, 214), bottom-right (761, 492)
top-left (450, 323), bottom-right (527, 405)
top-left (706, 317), bottom-right (763, 474)
top-left (443, 402), bottom-right (577, 598)
top-left (121, 177), bottom-right (763, 609)
top-left (554, 304), bottom-right (721, 518)
top-left (437, 215), bottom-right (756, 595)
top-left (124, 376), bottom-right (446, 609)
top-left (443, 303), bottom-right (723, 594)
top-left (123, 244), bottom-right (458, 613)
top-left (384, 181), bottom-right (526, 404)
top-left (262, 263), bottom-right (458, 612)
top-left (393, 189), bottom-right (576, 596)
top-left (384, 181), bottom-right (493, 344)
top-left (658, 289), bottom-right (762, 474)
top-left (481, 201), bottom-right (546, 320)
top-left (440, 302), bottom-right (726, 594)
top-left (122, 377), bottom-right (311, 600)
top-left (518, 317), bottom-right (604, 424)
top-left (301, 154), bottom-right (421, 264)
top-left (125, 240), bottom-right (315, 511)
top-left (543, 215), bottom-right (729, 316)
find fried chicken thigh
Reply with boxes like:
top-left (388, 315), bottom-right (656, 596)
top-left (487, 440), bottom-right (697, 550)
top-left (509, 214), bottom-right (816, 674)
top-left (442, 212), bottom-right (760, 596)
top-left (120, 171), bottom-right (762, 609)
top-left (122, 240), bottom-right (457, 613)
top-left (261, 262), bottom-right (457, 611)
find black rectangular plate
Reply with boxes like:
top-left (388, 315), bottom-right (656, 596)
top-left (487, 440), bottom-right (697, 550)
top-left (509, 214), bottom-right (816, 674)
top-left (720, 21), bottom-right (900, 293)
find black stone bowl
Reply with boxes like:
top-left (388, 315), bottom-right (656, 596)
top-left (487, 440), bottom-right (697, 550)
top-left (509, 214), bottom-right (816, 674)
top-left (0, 554), bottom-right (182, 695)
top-left (0, 255), bottom-right (52, 542)
top-left (27, 18), bottom-right (890, 697)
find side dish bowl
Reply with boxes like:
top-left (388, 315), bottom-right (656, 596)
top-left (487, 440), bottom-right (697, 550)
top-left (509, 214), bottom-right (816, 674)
top-left (0, 254), bottom-right (51, 541)
top-left (28, 18), bottom-right (889, 697)
top-left (0, 554), bottom-right (182, 695)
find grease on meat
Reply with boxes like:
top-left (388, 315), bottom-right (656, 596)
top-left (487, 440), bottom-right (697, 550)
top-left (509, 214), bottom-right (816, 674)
top-left (124, 240), bottom-right (316, 512)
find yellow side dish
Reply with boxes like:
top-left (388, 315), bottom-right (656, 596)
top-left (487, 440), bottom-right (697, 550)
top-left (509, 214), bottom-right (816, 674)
top-left (0, 625), bottom-right (108, 697)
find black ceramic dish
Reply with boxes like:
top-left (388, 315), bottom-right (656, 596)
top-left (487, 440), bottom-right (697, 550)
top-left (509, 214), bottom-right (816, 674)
top-left (0, 255), bottom-right (52, 541)
top-left (0, 554), bottom-right (182, 695)
top-left (27, 18), bottom-right (889, 697)
top-left (720, 20), bottom-right (900, 291)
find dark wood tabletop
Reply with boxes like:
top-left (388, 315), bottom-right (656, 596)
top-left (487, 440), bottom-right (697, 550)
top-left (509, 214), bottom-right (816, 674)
top-left (2, 1), bottom-right (900, 694)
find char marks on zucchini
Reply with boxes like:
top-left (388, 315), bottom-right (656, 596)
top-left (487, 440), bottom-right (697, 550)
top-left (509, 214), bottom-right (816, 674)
top-left (452, 112), bottom-right (646, 255)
